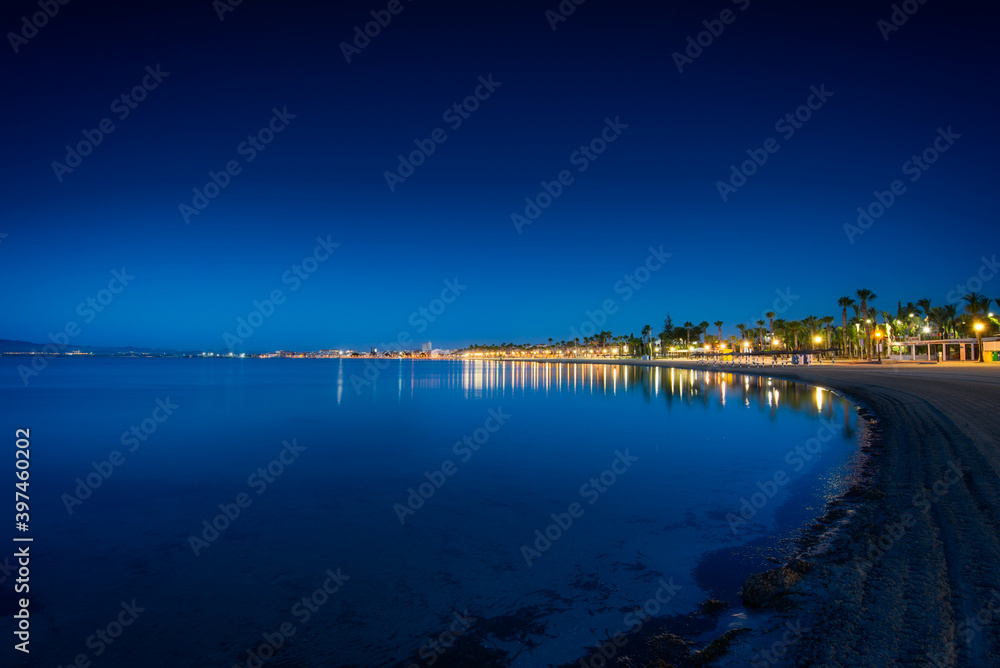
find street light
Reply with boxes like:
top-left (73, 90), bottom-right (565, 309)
top-left (875, 330), bottom-right (883, 362)
top-left (974, 322), bottom-right (985, 363)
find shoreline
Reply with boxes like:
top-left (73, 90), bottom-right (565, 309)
top-left (512, 357), bottom-right (1000, 666)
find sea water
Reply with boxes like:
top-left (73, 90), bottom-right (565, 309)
top-left (0, 357), bottom-right (859, 666)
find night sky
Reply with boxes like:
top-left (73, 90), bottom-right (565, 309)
top-left (2, 0), bottom-right (997, 352)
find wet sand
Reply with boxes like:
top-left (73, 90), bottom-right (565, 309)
top-left (533, 358), bottom-right (1000, 666)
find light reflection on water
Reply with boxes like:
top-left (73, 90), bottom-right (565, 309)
top-left (4, 357), bottom-right (859, 668)
top-left (361, 360), bottom-right (854, 436)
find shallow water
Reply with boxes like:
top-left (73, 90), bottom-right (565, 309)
top-left (1, 358), bottom-right (859, 667)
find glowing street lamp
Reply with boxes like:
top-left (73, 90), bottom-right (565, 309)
top-left (974, 322), bottom-right (985, 363)
top-left (875, 330), bottom-right (883, 362)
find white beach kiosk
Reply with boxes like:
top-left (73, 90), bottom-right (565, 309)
top-left (889, 336), bottom-right (1000, 362)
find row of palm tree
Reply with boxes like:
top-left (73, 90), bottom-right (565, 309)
top-left (835, 290), bottom-right (998, 360)
top-left (460, 291), bottom-right (999, 362)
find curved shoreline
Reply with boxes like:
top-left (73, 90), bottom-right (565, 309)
top-left (514, 358), bottom-right (1000, 666)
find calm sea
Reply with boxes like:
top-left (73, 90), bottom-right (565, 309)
top-left (1, 357), bottom-right (860, 667)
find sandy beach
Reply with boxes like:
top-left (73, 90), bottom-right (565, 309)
top-left (525, 358), bottom-right (1000, 666)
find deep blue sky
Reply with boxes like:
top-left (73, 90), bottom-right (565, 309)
top-left (2, 0), bottom-right (997, 351)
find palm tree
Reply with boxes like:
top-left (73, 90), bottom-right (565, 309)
top-left (821, 315), bottom-right (835, 349)
top-left (683, 322), bottom-right (693, 346)
top-left (788, 320), bottom-right (801, 349)
top-left (942, 304), bottom-right (959, 339)
top-left (802, 315), bottom-right (819, 348)
top-left (773, 319), bottom-right (787, 348)
top-left (736, 323), bottom-right (747, 347)
top-left (963, 293), bottom-right (990, 362)
top-left (698, 321), bottom-right (710, 345)
top-left (856, 289), bottom-right (876, 358)
top-left (927, 307), bottom-right (945, 339)
top-left (879, 310), bottom-right (894, 341)
top-left (838, 297), bottom-right (855, 358)
top-left (641, 324), bottom-right (652, 357)
top-left (755, 320), bottom-right (766, 348)
top-left (714, 321), bottom-right (724, 346)
top-left (856, 289), bottom-right (875, 319)
top-left (765, 311), bottom-right (776, 340)
top-left (847, 316), bottom-right (863, 357)
top-left (911, 297), bottom-right (930, 340)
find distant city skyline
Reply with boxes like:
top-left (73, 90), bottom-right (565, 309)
top-left (2, 0), bottom-right (997, 352)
